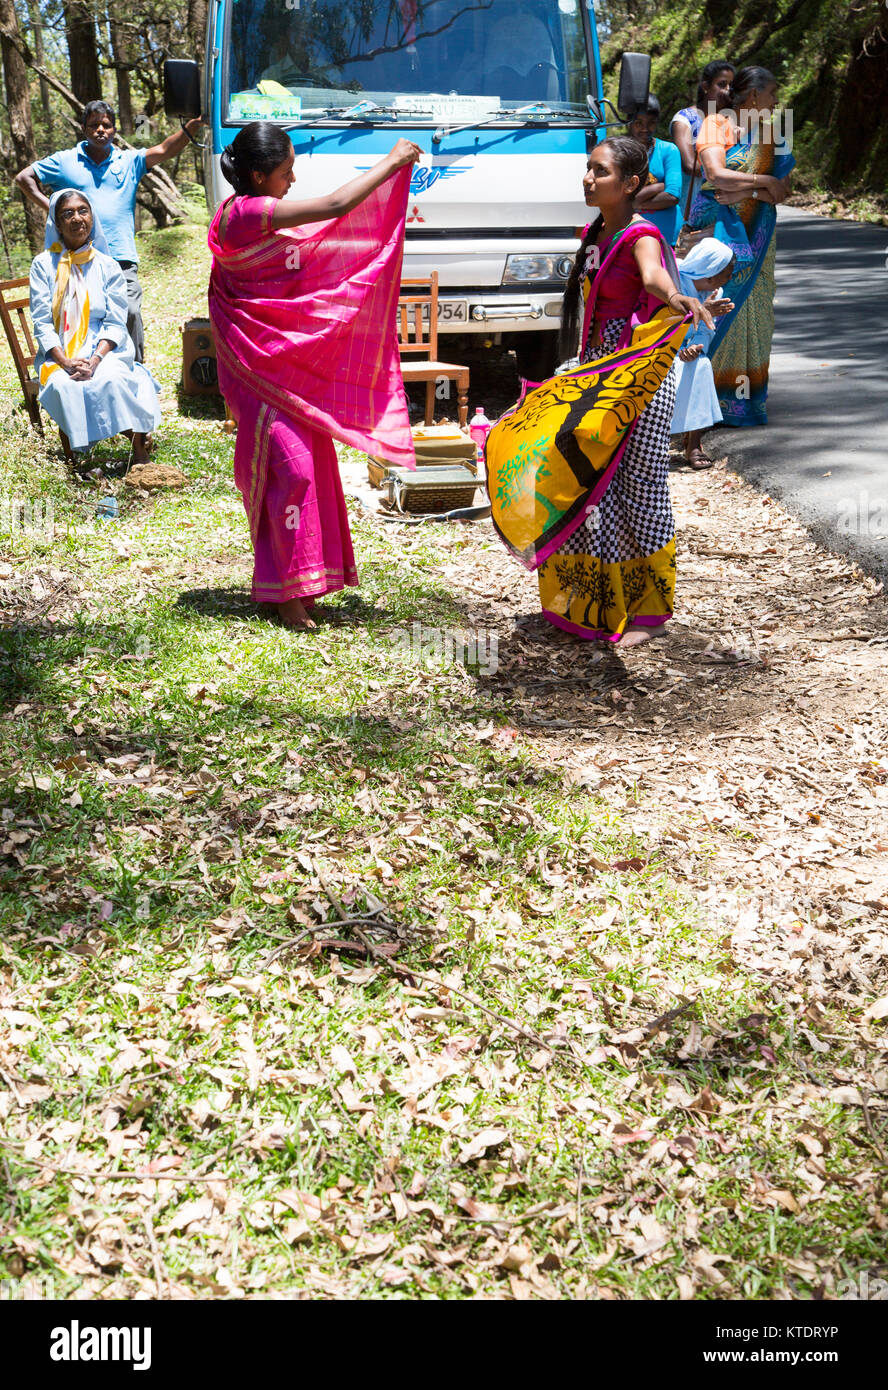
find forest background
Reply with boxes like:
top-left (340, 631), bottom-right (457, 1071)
top-left (0, 0), bottom-right (887, 273)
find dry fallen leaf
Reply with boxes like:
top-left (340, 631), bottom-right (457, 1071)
top-left (690, 1249), bottom-right (732, 1286)
top-left (458, 1128), bottom-right (509, 1164)
top-left (687, 1086), bottom-right (721, 1116)
top-left (764, 1188), bottom-right (801, 1215)
top-left (274, 1190), bottom-right (326, 1222)
top-left (160, 1197), bottom-right (215, 1233)
top-left (611, 1123), bottom-right (655, 1146)
top-left (336, 1231), bottom-right (395, 1261)
top-left (499, 1241), bottom-right (533, 1273)
top-left (329, 1044), bottom-right (358, 1077)
top-left (281, 1219), bottom-right (313, 1245)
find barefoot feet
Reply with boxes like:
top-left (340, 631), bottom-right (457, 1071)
top-left (619, 625), bottom-right (652, 649)
top-left (277, 596), bottom-right (317, 630)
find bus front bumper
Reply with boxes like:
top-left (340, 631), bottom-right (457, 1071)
top-left (435, 293), bottom-right (563, 334)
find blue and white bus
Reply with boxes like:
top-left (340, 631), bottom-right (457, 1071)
top-left (167, 1), bottom-right (647, 378)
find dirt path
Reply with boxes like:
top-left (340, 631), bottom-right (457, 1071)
top-left (358, 450), bottom-right (888, 1049)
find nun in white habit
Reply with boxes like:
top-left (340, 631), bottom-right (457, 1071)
top-left (671, 237), bottom-right (736, 469)
top-left (29, 188), bottom-right (161, 460)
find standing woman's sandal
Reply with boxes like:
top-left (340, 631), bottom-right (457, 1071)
top-left (687, 448), bottom-right (714, 470)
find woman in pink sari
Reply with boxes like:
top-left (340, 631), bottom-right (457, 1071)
top-left (209, 123), bottom-right (421, 629)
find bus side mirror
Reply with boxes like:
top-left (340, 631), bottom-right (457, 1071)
top-left (164, 59), bottom-right (202, 121)
top-left (617, 53), bottom-right (651, 116)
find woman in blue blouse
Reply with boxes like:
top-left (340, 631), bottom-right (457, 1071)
top-left (29, 189), bottom-right (161, 462)
top-left (627, 96), bottom-right (683, 247)
top-left (670, 61), bottom-right (735, 222)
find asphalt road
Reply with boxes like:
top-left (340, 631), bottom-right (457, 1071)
top-left (706, 206), bottom-right (888, 580)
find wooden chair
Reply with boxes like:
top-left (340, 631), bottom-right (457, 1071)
top-left (397, 274), bottom-right (469, 428)
top-left (0, 276), bottom-right (43, 435)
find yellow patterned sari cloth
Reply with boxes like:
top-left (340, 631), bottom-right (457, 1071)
top-left (488, 307), bottom-right (688, 641)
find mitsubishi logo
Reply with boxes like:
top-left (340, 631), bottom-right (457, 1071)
top-left (406, 204), bottom-right (426, 223)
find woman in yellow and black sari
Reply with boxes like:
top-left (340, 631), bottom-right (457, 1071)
top-left (487, 138), bottom-right (716, 648)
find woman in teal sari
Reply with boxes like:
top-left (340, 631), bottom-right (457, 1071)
top-left (688, 66), bottom-right (795, 426)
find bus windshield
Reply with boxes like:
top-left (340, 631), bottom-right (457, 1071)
top-left (225, 0), bottom-right (591, 123)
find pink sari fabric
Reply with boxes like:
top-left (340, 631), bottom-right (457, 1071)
top-left (208, 168), bottom-right (413, 604)
top-left (235, 394), bottom-right (357, 604)
top-left (581, 220), bottom-right (680, 352)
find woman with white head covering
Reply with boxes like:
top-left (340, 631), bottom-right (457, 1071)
top-left (671, 237), bottom-right (736, 468)
top-left (29, 188), bottom-right (161, 461)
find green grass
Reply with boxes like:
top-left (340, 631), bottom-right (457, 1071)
top-left (0, 219), bottom-right (884, 1301)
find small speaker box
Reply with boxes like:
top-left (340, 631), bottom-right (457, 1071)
top-left (181, 317), bottom-right (219, 395)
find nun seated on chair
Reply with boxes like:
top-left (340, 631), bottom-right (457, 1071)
top-left (29, 189), bottom-right (161, 463)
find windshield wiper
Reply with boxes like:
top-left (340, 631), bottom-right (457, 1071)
top-left (337, 100), bottom-right (397, 121)
top-left (285, 100), bottom-right (396, 126)
top-left (433, 103), bottom-right (590, 143)
top-left (285, 99), bottom-right (594, 134)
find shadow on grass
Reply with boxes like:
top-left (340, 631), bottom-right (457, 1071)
top-left (0, 692), bottom-right (570, 959)
top-left (173, 584), bottom-right (260, 622)
top-left (172, 586), bottom-right (387, 628)
top-left (174, 389), bottom-right (229, 424)
top-left (173, 584), bottom-right (455, 630)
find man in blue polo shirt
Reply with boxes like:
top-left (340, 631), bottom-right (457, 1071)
top-left (627, 95), bottom-right (683, 248)
top-left (16, 100), bottom-right (202, 361)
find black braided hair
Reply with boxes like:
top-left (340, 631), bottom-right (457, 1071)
top-left (220, 122), bottom-right (293, 196)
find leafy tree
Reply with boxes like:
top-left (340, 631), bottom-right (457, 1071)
top-left (600, 0), bottom-right (887, 210)
top-left (62, 0), bottom-right (100, 103)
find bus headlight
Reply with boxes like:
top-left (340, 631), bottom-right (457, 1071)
top-left (502, 254), bottom-right (572, 284)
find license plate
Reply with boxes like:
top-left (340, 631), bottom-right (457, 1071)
top-left (422, 300), bottom-right (468, 324)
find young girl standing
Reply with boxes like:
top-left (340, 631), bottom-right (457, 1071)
top-left (670, 61), bottom-right (735, 225)
top-left (671, 239), bottom-right (736, 467)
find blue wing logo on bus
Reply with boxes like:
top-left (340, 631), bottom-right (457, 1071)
top-left (356, 166), bottom-right (467, 196)
top-left (410, 166), bottom-right (467, 195)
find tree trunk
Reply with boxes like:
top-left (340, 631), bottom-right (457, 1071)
top-left (25, 0), bottom-right (53, 144)
top-left (187, 0), bottom-right (209, 61)
top-left (830, 14), bottom-right (888, 185)
top-left (0, 0), bottom-right (45, 252)
top-left (63, 1), bottom-right (102, 105)
top-left (107, 5), bottom-right (134, 134)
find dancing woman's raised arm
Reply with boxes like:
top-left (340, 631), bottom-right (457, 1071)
top-left (270, 140), bottom-right (422, 229)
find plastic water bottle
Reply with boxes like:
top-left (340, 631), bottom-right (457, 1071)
top-left (95, 495), bottom-right (119, 521)
top-left (469, 406), bottom-right (492, 466)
